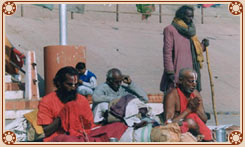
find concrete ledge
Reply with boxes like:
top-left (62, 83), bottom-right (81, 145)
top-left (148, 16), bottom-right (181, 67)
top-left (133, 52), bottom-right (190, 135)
top-left (5, 75), bottom-right (12, 83)
top-left (86, 93), bottom-right (163, 104)
top-left (5, 109), bottom-right (33, 119)
top-left (147, 94), bottom-right (163, 103)
top-left (5, 83), bottom-right (20, 91)
top-left (5, 91), bottom-right (24, 100)
top-left (5, 93), bottom-right (163, 111)
top-left (6, 99), bottom-right (39, 110)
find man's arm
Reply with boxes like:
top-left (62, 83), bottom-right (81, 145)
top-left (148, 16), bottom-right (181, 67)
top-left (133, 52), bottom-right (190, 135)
top-left (92, 84), bottom-right (117, 103)
top-left (127, 81), bottom-right (148, 102)
top-left (193, 91), bottom-right (208, 123)
top-left (82, 77), bottom-right (97, 89)
top-left (37, 97), bottom-right (61, 137)
top-left (163, 26), bottom-right (174, 73)
top-left (164, 89), bottom-right (192, 123)
top-left (42, 117), bottom-right (61, 137)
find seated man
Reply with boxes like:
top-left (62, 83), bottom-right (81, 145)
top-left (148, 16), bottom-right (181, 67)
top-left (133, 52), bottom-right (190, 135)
top-left (37, 66), bottom-right (94, 142)
top-left (163, 68), bottom-right (212, 141)
top-left (92, 68), bottom-right (149, 124)
top-left (75, 62), bottom-right (97, 96)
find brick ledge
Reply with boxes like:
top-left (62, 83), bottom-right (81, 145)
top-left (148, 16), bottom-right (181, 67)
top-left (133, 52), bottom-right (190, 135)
top-left (5, 93), bottom-right (164, 110)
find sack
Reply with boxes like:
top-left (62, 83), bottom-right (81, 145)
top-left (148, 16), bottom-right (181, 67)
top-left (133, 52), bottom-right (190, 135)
top-left (24, 109), bottom-right (45, 141)
top-left (107, 98), bottom-right (122, 123)
top-left (26, 123), bottom-right (45, 141)
top-left (24, 109), bottom-right (44, 135)
top-left (120, 124), bottom-right (152, 142)
top-left (150, 123), bottom-right (181, 142)
top-left (180, 132), bottom-right (198, 142)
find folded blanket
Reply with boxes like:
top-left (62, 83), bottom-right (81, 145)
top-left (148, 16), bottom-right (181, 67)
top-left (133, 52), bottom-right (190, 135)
top-left (110, 94), bottom-right (136, 118)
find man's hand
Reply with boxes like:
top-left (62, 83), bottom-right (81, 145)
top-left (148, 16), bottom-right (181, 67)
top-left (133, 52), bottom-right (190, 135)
top-left (202, 38), bottom-right (209, 47)
top-left (42, 117), bottom-right (61, 137)
top-left (133, 121), bottom-right (148, 130)
top-left (122, 75), bottom-right (132, 84)
top-left (78, 79), bottom-right (83, 85)
top-left (187, 97), bottom-right (200, 112)
top-left (167, 73), bottom-right (175, 83)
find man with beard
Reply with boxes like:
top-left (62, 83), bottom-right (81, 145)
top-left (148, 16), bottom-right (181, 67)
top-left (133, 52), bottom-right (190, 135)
top-left (92, 68), bottom-right (148, 124)
top-left (160, 5), bottom-right (209, 93)
top-left (163, 68), bottom-right (212, 141)
top-left (37, 66), bottom-right (94, 142)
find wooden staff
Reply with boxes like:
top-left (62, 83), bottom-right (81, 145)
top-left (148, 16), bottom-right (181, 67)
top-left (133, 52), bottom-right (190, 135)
top-left (205, 47), bottom-right (219, 126)
top-left (201, 6), bottom-right (204, 24)
top-left (159, 4), bottom-right (162, 23)
top-left (116, 4), bottom-right (119, 22)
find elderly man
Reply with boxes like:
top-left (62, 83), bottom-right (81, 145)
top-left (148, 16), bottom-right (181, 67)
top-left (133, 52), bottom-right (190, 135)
top-left (163, 68), bottom-right (212, 141)
top-left (160, 5), bottom-right (209, 93)
top-left (92, 68), bottom-right (148, 124)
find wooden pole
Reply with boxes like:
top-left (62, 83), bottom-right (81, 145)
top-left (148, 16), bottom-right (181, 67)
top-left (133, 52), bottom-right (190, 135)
top-left (116, 4), bottom-right (119, 22)
top-left (21, 4), bottom-right (23, 17)
top-left (71, 12), bottom-right (74, 20)
top-left (201, 6), bottom-right (204, 24)
top-left (159, 4), bottom-right (162, 23)
top-left (205, 47), bottom-right (218, 126)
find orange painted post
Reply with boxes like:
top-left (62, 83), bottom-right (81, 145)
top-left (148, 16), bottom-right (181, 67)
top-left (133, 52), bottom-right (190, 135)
top-left (44, 45), bottom-right (86, 94)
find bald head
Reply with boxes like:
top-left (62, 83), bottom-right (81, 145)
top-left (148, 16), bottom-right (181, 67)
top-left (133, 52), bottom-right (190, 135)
top-left (179, 68), bottom-right (197, 81)
top-left (178, 68), bottom-right (197, 94)
top-left (106, 68), bottom-right (123, 91)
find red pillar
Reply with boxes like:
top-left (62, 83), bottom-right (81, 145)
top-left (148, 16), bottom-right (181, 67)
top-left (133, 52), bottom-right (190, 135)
top-left (44, 45), bottom-right (86, 94)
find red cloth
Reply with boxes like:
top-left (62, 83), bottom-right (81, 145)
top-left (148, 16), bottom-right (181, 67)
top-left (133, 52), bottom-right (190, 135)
top-left (202, 4), bottom-right (215, 8)
top-left (58, 100), bottom-right (95, 137)
top-left (37, 92), bottom-right (93, 142)
top-left (89, 122), bottom-right (127, 140)
top-left (51, 122), bottom-right (128, 142)
top-left (177, 88), bottom-right (212, 141)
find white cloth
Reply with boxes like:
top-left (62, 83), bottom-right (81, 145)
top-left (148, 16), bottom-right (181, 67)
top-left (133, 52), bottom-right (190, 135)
top-left (124, 98), bottom-right (152, 127)
top-left (120, 123), bottom-right (153, 142)
top-left (77, 85), bottom-right (94, 95)
top-left (93, 98), bottom-right (153, 127)
top-left (93, 102), bottom-right (109, 123)
top-left (5, 117), bottom-right (28, 142)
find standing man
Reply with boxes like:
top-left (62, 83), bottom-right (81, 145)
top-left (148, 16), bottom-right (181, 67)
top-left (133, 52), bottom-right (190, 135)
top-left (76, 62), bottom-right (97, 96)
top-left (163, 68), bottom-right (212, 141)
top-left (160, 5), bottom-right (209, 93)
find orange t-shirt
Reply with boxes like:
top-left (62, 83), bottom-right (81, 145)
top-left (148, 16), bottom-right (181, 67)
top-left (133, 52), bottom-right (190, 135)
top-left (37, 92), bottom-right (93, 142)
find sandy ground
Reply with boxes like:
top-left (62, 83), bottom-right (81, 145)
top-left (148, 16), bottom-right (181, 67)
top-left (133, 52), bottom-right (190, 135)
top-left (5, 4), bottom-right (241, 126)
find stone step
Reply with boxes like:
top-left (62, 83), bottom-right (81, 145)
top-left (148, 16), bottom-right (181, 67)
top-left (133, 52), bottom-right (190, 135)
top-left (5, 75), bottom-right (12, 83)
top-left (5, 109), bottom-right (33, 120)
top-left (5, 83), bottom-right (21, 91)
top-left (5, 99), bottom-right (39, 110)
top-left (5, 90), bottom-right (24, 100)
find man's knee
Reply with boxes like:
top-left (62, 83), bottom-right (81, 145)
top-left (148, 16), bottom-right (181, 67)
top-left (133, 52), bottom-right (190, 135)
top-left (185, 118), bottom-right (200, 136)
top-left (77, 86), bottom-right (93, 95)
